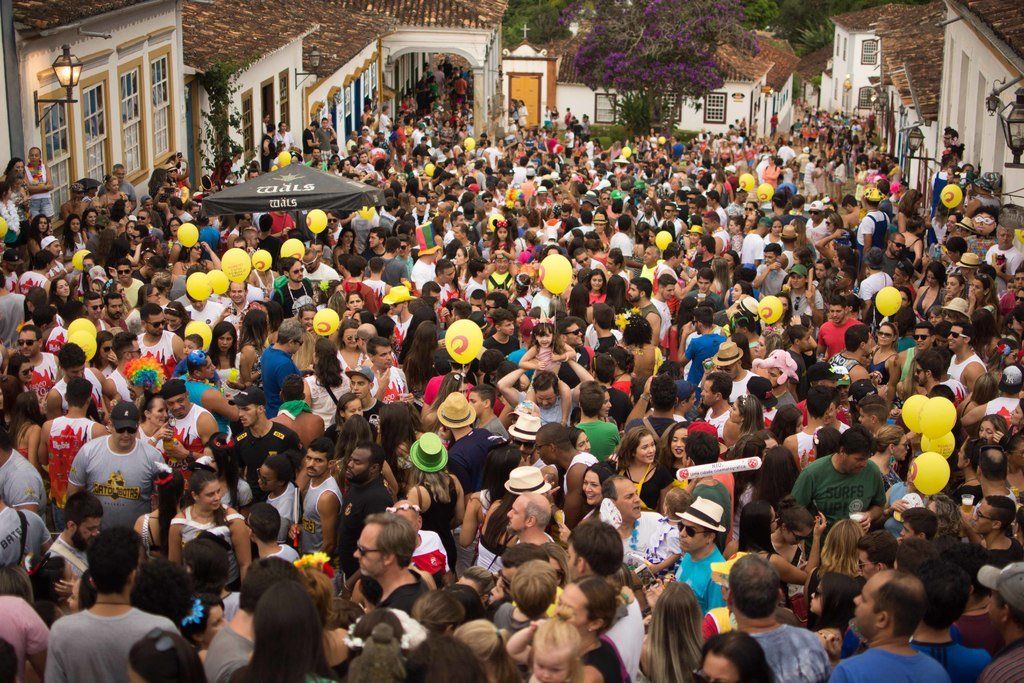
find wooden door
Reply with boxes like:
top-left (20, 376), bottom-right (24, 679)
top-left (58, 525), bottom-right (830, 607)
top-left (509, 75), bottom-right (541, 128)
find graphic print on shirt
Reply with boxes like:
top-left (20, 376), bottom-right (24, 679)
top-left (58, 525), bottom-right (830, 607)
top-left (47, 417), bottom-right (95, 507)
top-left (92, 471), bottom-right (141, 501)
top-left (26, 353), bottom-right (58, 405)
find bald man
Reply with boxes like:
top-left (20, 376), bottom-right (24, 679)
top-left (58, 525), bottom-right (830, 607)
top-left (507, 492), bottom-right (552, 546)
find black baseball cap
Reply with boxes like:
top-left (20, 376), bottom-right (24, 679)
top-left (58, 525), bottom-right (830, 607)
top-left (850, 379), bottom-right (878, 403)
top-left (161, 378), bottom-right (187, 400)
top-left (110, 401), bottom-right (140, 430)
top-left (746, 376), bottom-right (777, 409)
top-left (806, 362), bottom-right (838, 384)
top-left (230, 387), bottom-right (266, 407)
top-left (2, 249), bottom-right (21, 263)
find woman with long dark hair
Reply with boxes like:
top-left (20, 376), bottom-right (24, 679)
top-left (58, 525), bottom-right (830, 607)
top-left (209, 321), bottom-right (238, 385)
top-left (699, 632), bottom-right (773, 683)
top-left (128, 628), bottom-right (206, 683)
top-left (8, 392), bottom-right (44, 470)
top-left (238, 309), bottom-right (271, 390)
top-left (378, 402), bottom-right (419, 486)
top-left (235, 581), bottom-right (333, 683)
top-left (468, 445), bottom-right (522, 571)
top-left (809, 572), bottom-right (861, 663)
top-left (204, 432), bottom-right (251, 512)
top-left (402, 321), bottom-right (439, 397)
top-left (134, 467), bottom-right (184, 558)
top-left (737, 500), bottom-right (812, 589)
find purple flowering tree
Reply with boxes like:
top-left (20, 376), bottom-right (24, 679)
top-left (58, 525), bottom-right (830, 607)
top-left (563, 0), bottom-right (755, 133)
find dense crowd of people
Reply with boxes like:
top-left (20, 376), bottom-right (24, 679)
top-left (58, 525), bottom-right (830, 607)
top-left (0, 55), bottom-right (1023, 683)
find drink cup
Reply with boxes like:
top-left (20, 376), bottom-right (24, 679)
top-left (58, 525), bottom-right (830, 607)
top-left (961, 494), bottom-right (975, 514)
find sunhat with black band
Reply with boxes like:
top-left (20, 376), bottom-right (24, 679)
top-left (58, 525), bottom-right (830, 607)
top-left (409, 432), bottom-right (448, 473)
top-left (712, 341), bottom-right (742, 368)
top-left (508, 413), bottom-right (541, 442)
top-left (437, 392), bottom-right (476, 429)
top-left (504, 466), bottom-right (552, 495)
top-left (676, 497), bottom-right (727, 533)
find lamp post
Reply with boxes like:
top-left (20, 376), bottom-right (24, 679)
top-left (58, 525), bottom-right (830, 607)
top-left (998, 87), bottom-right (1024, 169)
top-left (34, 44), bottom-right (82, 125)
top-left (296, 46), bottom-right (322, 86)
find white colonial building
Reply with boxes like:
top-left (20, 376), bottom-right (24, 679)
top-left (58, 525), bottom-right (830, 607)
top-left (827, 4), bottom-right (912, 114)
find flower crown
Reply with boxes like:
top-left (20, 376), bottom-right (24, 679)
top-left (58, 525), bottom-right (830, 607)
top-left (294, 552), bottom-right (334, 578)
top-left (181, 597), bottom-right (206, 627)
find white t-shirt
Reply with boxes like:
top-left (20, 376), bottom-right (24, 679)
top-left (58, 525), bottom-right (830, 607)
top-left (185, 300), bottom-right (226, 326)
top-left (730, 370), bottom-right (754, 403)
top-left (859, 271), bottom-right (893, 302)
top-left (410, 260), bottom-right (436, 291)
top-left (609, 231), bottom-right (634, 256)
top-left (741, 232), bottom-right (765, 265)
top-left (606, 597), bottom-right (644, 682)
top-left (856, 211), bottom-right (886, 248)
top-left (985, 244), bottom-right (1023, 293)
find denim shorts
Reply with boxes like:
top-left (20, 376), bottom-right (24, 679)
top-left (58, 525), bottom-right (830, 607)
top-left (29, 195), bottom-right (54, 218)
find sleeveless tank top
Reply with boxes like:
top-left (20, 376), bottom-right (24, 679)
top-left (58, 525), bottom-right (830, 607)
top-left (185, 380), bottom-right (232, 437)
top-left (109, 369), bottom-right (131, 402)
top-left (45, 327), bottom-right (67, 355)
top-left (796, 431), bottom-right (817, 469)
top-left (47, 416), bottom-right (98, 507)
top-left (948, 353), bottom-right (983, 383)
top-left (300, 477), bottom-right (342, 555)
top-left (52, 371), bottom-right (105, 417)
top-left (168, 403), bottom-right (213, 475)
top-left (138, 330), bottom-right (179, 378)
top-left (27, 352), bottom-right (59, 407)
top-left (171, 507), bottom-right (245, 583)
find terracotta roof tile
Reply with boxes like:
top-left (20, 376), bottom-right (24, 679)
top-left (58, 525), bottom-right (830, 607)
top-left (301, 9), bottom-right (396, 76)
top-left (183, 1), bottom-right (314, 71)
top-left (962, 0), bottom-right (1024, 60)
top-left (876, 1), bottom-right (944, 122)
top-left (555, 31), bottom-right (586, 85)
top-left (13, 0), bottom-right (150, 31)
top-left (796, 44), bottom-right (834, 79)
top-left (832, 3), bottom-right (915, 32)
top-left (758, 39), bottom-right (800, 90)
top-left (716, 43), bottom-right (774, 83)
top-left (329, 0), bottom-right (506, 29)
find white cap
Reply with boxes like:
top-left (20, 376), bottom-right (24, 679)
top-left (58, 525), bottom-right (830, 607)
top-left (40, 236), bottom-right (58, 249)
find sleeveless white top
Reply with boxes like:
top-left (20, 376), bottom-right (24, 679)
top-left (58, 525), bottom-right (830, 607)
top-left (948, 353), bottom-right (983, 383)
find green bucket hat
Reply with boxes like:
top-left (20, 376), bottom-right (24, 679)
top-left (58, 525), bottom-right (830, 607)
top-left (409, 433), bottom-right (448, 473)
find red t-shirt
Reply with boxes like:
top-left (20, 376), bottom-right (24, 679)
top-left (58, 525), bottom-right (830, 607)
top-left (817, 318), bottom-right (859, 360)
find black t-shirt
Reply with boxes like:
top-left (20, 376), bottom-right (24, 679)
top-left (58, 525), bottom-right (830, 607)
top-left (302, 128), bottom-right (317, 154)
top-left (362, 401), bottom-right (381, 436)
top-left (258, 234), bottom-right (283, 263)
top-left (378, 571), bottom-right (429, 613)
top-left (484, 334), bottom-right (519, 357)
top-left (338, 476), bottom-right (394, 577)
top-left (235, 424), bottom-right (302, 501)
top-left (583, 639), bottom-right (625, 683)
top-left (608, 387), bottom-right (631, 428)
top-left (988, 538), bottom-right (1024, 568)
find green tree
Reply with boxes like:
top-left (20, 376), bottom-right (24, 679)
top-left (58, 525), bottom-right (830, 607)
top-left (502, 0), bottom-right (571, 46)
top-left (744, 0), bottom-right (780, 29)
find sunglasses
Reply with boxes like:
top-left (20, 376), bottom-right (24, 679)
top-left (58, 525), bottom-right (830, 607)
top-left (147, 320), bottom-right (165, 327)
top-left (948, 331), bottom-right (967, 339)
top-left (114, 425), bottom-right (136, 434)
top-left (17, 339), bottom-right (37, 346)
top-left (913, 334), bottom-right (930, 340)
top-left (681, 525), bottom-right (707, 537)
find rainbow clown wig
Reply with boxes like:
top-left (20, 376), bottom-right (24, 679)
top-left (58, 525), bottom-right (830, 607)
top-left (125, 356), bottom-right (167, 393)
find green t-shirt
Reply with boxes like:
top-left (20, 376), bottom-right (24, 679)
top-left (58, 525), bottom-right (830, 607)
top-left (576, 420), bottom-right (621, 460)
top-left (791, 455), bottom-right (886, 528)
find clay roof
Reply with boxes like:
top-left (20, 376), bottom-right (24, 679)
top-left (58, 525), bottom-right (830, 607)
top-left (13, 0), bottom-right (154, 31)
top-left (876, 1), bottom-right (944, 121)
top-left (301, 9), bottom-right (396, 75)
top-left (716, 43), bottom-right (774, 83)
top-left (329, 0), bottom-right (506, 29)
top-left (758, 38), bottom-right (800, 90)
top-left (183, 1), bottom-right (314, 71)
top-left (831, 3), bottom-right (915, 32)
top-left (796, 44), bottom-right (834, 79)
top-left (554, 31), bottom-right (587, 85)
top-left (959, 0), bottom-right (1024, 60)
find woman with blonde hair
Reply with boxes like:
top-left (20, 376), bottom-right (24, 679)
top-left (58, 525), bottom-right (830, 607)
top-left (453, 620), bottom-right (519, 683)
top-left (723, 394), bottom-right (765, 448)
top-left (806, 519), bottom-right (863, 602)
top-left (870, 424), bottom-right (909, 491)
top-left (641, 582), bottom-right (703, 683)
top-left (296, 564), bottom-right (348, 667)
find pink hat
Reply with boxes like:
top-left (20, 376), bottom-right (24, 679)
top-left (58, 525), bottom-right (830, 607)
top-left (753, 349), bottom-right (799, 385)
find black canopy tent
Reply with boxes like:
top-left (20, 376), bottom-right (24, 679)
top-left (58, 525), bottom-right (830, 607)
top-left (201, 163), bottom-right (385, 215)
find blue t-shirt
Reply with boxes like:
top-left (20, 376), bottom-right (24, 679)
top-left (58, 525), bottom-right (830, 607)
top-left (259, 347), bottom-right (299, 418)
top-left (185, 380), bottom-right (231, 436)
top-left (447, 429), bottom-right (502, 493)
top-left (830, 648), bottom-right (951, 683)
top-left (909, 641), bottom-right (990, 683)
top-left (675, 547), bottom-right (726, 613)
top-left (685, 333), bottom-right (726, 388)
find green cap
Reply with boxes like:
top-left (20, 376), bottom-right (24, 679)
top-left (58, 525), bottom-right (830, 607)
top-left (409, 433), bottom-right (448, 473)
top-left (789, 264), bottom-right (809, 277)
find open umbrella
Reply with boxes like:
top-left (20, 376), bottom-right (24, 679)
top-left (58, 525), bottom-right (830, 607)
top-left (200, 164), bottom-right (384, 215)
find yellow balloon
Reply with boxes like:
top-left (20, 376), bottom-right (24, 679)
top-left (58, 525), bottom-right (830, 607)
top-left (271, 165), bottom-right (279, 172)
top-left (757, 183), bottom-right (774, 202)
top-left (875, 286), bottom-right (902, 317)
top-left (739, 173), bottom-right (756, 192)
top-left (940, 184), bottom-right (963, 209)
top-left (0, 217), bottom-right (6, 238)
top-left (464, 137), bottom-right (476, 151)
top-left (221, 248), bottom-right (252, 283)
top-left (312, 308), bottom-right (340, 337)
top-left (280, 238), bottom-right (305, 260)
top-left (185, 321), bottom-right (212, 351)
top-left (306, 209), bottom-right (328, 234)
top-left (445, 319), bottom-right (484, 365)
top-left (208, 270), bottom-right (230, 296)
top-left (655, 231), bottom-right (673, 251)
top-left (277, 151), bottom-right (292, 167)
top-left (621, 146), bottom-right (632, 159)
top-left (186, 272), bottom-right (212, 301)
top-left (901, 394), bottom-right (928, 433)
top-left (920, 396), bottom-right (957, 439)
top-left (424, 163), bottom-right (436, 178)
top-left (909, 451), bottom-right (950, 495)
top-left (67, 318), bottom-right (97, 339)
top-left (72, 249), bottom-right (91, 271)
top-left (251, 249), bottom-right (273, 272)
top-left (758, 295), bottom-right (783, 324)
top-left (539, 254), bottom-right (573, 295)
top-left (67, 330), bottom-right (97, 361)
top-left (357, 206), bottom-right (377, 221)
top-left (178, 223), bottom-right (199, 248)
top-left (921, 432), bottom-right (956, 459)
top-left (657, 136), bottom-right (666, 145)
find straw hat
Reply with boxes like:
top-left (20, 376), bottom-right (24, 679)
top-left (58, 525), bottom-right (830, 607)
top-left (957, 252), bottom-right (981, 268)
top-left (712, 341), bottom-right (742, 367)
top-left (409, 433), bottom-right (448, 473)
top-left (437, 393), bottom-right (476, 429)
top-left (504, 466), bottom-right (552, 495)
top-left (508, 413), bottom-right (542, 442)
top-left (942, 297), bottom-right (969, 316)
top-left (676, 497), bottom-right (727, 533)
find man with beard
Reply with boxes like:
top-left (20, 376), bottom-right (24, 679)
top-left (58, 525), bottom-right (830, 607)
top-left (628, 277), bottom-right (661, 345)
top-left (233, 388), bottom-right (301, 502)
top-left (355, 512), bottom-right (427, 612)
top-left (19, 324), bottom-right (59, 407)
top-left (100, 292), bottom-right (128, 331)
top-left (298, 438), bottom-right (341, 555)
top-left (110, 259), bottom-right (142, 312)
top-left (339, 441), bottom-right (394, 584)
top-left (47, 491), bottom-right (103, 585)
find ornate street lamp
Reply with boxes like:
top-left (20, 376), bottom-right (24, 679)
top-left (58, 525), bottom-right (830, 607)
top-left (907, 126), bottom-right (924, 156)
top-left (998, 87), bottom-right (1024, 168)
top-left (34, 44), bottom-right (82, 124)
top-left (296, 46), bottom-right (322, 85)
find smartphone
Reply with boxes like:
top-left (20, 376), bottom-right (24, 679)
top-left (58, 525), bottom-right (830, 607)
top-left (633, 563), bottom-right (658, 588)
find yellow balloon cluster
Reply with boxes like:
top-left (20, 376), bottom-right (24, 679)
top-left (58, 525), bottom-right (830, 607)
top-left (307, 209), bottom-right (328, 234)
top-left (67, 330), bottom-right (97, 361)
top-left (67, 318), bottom-right (97, 339)
top-left (186, 272), bottom-right (212, 301)
top-left (222, 248), bottom-right (252, 282)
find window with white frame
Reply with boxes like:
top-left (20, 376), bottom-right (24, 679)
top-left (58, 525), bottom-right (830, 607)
top-left (704, 92), bottom-right (727, 124)
top-left (858, 87), bottom-right (874, 109)
top-left (42, 103), bottom-right (71, 209)
top-left (151, 55), bottom-right (170, 156)
top-left (861, 40), bottom-right (878, 65)
top-left (120, 68), bottom-right (142, 175)
top-left (83, 83), bottom-right (107, 181)
top-left (595, 93), bottom-right (617, 124)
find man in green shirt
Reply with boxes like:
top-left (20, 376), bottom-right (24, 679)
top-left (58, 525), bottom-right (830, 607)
top-left (792, 424), bottom-right (885, 532)
top-left (576, 381), bottom-right (620, 460)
